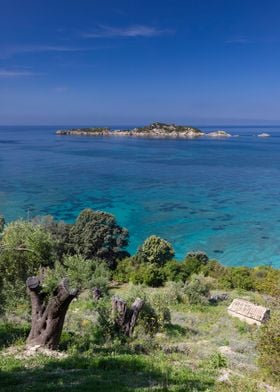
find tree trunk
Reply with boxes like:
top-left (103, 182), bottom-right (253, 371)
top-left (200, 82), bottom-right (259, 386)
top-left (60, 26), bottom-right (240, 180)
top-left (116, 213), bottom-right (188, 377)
top-left (26, 276), bottom-right (78, 350)
top-left (112, 296), bottom-right (144, 337)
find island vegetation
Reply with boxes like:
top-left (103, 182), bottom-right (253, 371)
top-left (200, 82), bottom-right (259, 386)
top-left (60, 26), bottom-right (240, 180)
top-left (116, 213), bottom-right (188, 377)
top-left (0, 209), bottom-right (279, 391)
top-left (56, 122), bottom-right (234, 138)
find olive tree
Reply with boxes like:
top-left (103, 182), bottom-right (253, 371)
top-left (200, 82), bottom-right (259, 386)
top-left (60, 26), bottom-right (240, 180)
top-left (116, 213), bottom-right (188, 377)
top-left (26, 255), bottom-right (110, 349)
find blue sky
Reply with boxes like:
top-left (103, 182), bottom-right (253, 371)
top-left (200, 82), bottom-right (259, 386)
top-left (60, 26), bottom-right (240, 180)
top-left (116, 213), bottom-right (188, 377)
top-left (1, 0), bottom-right (280, 125)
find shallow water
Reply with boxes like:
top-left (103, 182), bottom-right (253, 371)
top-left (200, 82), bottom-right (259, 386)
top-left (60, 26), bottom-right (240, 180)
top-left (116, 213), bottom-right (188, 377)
top-left (1, 125), bottom-right (280, 267)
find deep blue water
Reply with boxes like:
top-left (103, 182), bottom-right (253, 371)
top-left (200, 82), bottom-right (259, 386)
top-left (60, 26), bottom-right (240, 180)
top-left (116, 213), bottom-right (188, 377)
top-left (1, 125), bottom-right (280, 268)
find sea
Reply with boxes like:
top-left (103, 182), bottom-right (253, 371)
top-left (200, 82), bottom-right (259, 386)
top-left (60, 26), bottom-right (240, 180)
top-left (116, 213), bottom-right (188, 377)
top-left (1, 125), bottom-right (280, 268)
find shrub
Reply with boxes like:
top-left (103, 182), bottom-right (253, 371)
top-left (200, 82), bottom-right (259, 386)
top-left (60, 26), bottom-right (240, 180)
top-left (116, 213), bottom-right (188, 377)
top-left (201, 259), bottom-right (226, 279)
top-left (219, 267), bottom-right (255, 290)
top-left (34, 215), bottom-right (72, 260)
top-left (137, 235), bottom-right (174, 266)
top-left (42, 255), bottom-right (111, 295)
top-left (130, 263), bottom-right (165, 287)
top-left (182, 251), bottom-right (209, 277)
top-left (184, 274), bottom-right (210, 305)
top-left (69, 209), bottom-right (129, 268)
top-left (113, 256), bottom-right (140, 283)
top-left (120, 284), bottom-right (172, 335)
top-left (257, 312), bottom-right (280, 380)
top-left (208, 352), bottom-right (227, 369)
top-left (253, 266), bottom-right (280, 297)
top-left (162, 260), bottom-right (187, 282)
top-left (0, 220), bottom-right (56, 308)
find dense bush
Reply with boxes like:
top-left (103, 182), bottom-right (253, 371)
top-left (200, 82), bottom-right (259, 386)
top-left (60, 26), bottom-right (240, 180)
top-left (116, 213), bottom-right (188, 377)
top-left (219, 266), bottom-right (255, 290)
top-left (69, 209), bottom-right (129, 268)
top-left (257, 312), bottom-right (280, 380)
top-left (162, 260), bottom-right (187, 282)
top-left (253, 266), bottom-right (280, 297)
top-left (34, 215), bottom-right (72, 260)
top-left (130, 263), bottom-right (165, 287)
top-left (0, 220), bottom-right (56, 307)
top-left (42, 255), bottom-right (111, 296)
top-left (182, 251), bottom-right (209, 277)
top-left (201, 260), bottom-right (226, 279)
top-left (137, 235), bottom-right (174, 266)
top-left (184, 274), bottom-right (210, 305)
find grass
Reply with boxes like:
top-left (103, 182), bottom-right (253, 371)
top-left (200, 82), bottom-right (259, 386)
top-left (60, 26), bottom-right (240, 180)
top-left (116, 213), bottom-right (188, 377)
top-left (0, 284), bottom-right (279, 392)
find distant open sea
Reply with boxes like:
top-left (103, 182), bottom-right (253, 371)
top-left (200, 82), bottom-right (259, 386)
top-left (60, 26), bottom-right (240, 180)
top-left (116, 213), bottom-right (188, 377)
top-left (1, 125), bottom-right (280, 268)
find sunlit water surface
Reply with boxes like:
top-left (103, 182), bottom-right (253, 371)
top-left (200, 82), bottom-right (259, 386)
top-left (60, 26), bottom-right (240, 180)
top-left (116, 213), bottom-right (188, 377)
top-left (1, 125), bottom-right (280, 267)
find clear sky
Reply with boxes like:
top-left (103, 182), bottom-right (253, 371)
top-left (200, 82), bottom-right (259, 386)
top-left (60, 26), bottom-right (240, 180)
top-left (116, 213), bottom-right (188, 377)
top-left (1, 0), bottom-right (280, 125)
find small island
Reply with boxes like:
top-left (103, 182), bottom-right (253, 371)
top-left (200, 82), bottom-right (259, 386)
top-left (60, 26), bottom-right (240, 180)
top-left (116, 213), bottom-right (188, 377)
top-left (56, 122), bottom-right (205, 138)
top-left (56, 122), bottom-right (237, 139)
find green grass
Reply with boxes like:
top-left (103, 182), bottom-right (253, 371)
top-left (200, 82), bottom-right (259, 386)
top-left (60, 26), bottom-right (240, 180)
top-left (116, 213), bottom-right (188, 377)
top-left (0, 285), bottom-right (279, 392)
top-left (0, 352), bottom-right (215, 391)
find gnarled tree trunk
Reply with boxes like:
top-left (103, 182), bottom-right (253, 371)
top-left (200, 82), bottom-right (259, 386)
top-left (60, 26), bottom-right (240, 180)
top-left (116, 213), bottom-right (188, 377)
top-left (26, 276), bottom-right (78, 349)
top-left (112, 296), bottom-right (144, 337)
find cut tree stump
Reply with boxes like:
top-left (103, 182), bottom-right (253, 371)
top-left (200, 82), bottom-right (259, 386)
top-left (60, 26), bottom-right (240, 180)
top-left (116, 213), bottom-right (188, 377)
top-left (26, 276), bottom-right (78, 350)
top-left (112, 296), bottom-right (144, 337)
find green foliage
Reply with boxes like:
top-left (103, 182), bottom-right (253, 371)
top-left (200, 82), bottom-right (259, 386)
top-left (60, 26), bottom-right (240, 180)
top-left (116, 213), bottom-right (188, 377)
top-left (162, 259), bottom-right (187, 282)
top-left (69, 209), bottom-right (129, 268)
top-left (257, 312), bottom-right (280, 380)
top-left (184, 274), bottom-right (210, 305)
top-left (34, 215), bottom-right (71, 260)
top-left (0, 220), bottom-right (56, 308)
top-left (201, 260), bottom-right (226, 279)
top-left (113, 257), bottom-right (139, 283)
top-left (42, 255), bottom-right (111, 295)
top-left (130, 263), bottom-right (165, 287)
top-left (137, 235), bottom-right (174, 266)
top-left (183, 251), bottom-right (209, 277)
top-left (253, 266), bottom-right (280, 297)
top-left (220, 267), bottom-right (255, 290)
top-left (208, 352), bottom-right (227, 369)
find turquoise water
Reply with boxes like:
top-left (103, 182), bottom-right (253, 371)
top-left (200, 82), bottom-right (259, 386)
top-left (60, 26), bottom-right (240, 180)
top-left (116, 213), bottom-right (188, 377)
top-left (1, 125), bottom-right (280, 267)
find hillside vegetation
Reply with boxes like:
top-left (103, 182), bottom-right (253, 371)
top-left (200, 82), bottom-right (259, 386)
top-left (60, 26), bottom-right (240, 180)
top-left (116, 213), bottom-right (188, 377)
top-left (0, 210), bottom-right (279, 391)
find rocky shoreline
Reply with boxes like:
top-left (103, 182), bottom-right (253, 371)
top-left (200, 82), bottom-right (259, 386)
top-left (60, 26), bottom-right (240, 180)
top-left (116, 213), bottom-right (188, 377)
top-left (56, 122), bottom-right (234, 138)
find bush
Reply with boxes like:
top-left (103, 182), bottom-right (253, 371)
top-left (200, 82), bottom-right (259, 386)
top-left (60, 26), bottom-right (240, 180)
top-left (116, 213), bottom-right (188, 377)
top-left (130, 263), bottom-right (165, 287)
top-left (42, 255), bottom-right (111, 295)
top-left (208, 352), bottom-right (227, 369)
top-left (257, 312), bottom-right (280, 380)
top-left (184, 274), bottom-right (210, 305)
top-left (137, 235), bottom-right (174, 266)
top-left (182, 251), bottom-right (209, 277)
top-left (120, 284), bottom-right (172, 335)
top-left (162, 260), bottom-right (187, 282)
top-left (34, 215), bottom-right (72, 260)
top-left (69, 209), bottom-right (129, 268)
top-left (113, 256), bottom-right (140, 283)
top-left (201, 260), bottom-right (226, 279)
top-left (253, 266), bottom-right (280, 297)
top-left (0, 220), bottom-right (56, 308)
top-left (219, 267), bottom-right (255, 291)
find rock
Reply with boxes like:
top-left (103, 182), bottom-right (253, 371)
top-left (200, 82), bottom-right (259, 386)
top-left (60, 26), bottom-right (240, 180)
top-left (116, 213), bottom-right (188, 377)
top-left (207, 130), bottom-right (232, 137)
top-left (162, 343), bottom-right (190, 354)
top-left (208, 293), bottom-right (229, 304)
top-left (257, 133), bottom-right (270, 137)
top-left (217, 369), bottom-right (232, 384)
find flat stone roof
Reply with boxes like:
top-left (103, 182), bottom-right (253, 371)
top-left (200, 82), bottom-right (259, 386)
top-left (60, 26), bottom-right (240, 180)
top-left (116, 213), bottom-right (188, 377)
top-left (228, 299), bottom-right (270, 322)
